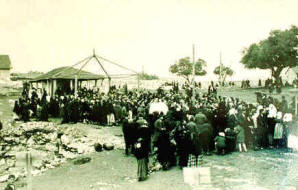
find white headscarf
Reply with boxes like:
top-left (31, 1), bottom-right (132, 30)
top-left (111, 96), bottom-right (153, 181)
top-left (267, 104), bottom-right (277, 118)
top-left (283, 113), bottom-right (293, 122)
top-left (229, 108), bottom-right (237, 116)
top-left (219, 132), bottom-right (225, 137)
top-left (257, 105), bottom-right (263, 110)
top-left (46, 95), bottom-right (51, 103)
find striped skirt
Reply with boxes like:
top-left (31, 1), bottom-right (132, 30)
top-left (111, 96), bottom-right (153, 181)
top-left (137, 158), bottom-right (148, 181)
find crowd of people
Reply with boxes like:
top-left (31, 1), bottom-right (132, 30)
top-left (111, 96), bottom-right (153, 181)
top-left (12, 82), bottom-right (296, 181)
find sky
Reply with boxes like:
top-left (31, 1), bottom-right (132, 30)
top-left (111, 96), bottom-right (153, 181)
top-left (0, 0), bottom-right (297, 80)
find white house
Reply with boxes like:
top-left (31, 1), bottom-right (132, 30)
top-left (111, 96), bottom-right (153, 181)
top-left (281, 66), bottom-right (298, 85)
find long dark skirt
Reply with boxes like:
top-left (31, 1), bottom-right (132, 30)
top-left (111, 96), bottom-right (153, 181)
top-left (137, 158), bottom-right (148, 181)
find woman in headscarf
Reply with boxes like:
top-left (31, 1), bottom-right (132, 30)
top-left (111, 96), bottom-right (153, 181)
top-left (283, 113), bottom-right (293, 149)
top-left (187, 115), bottom-right (201, 167)
top-left (214, 132), bottom-right (226, 155)
top-left (273, 111), bottom-right (284, 148)
top-left (13, 100), bottom-right (21, 118)
top-left (227, 107), bottom-right (238, 130)
top-left (235, 124), bottom-right (247, 152)
top-left (134, 116), bottom-right (150, 181)
top-left (267, 104), bottom-right (277, 147)
top-left (39, 96), bottom-right (49, 121)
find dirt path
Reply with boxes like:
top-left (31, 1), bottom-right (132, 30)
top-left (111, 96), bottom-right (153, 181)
top-left (7, 145), bottom-right (298, 190)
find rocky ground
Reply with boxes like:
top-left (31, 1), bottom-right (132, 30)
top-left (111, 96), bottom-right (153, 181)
top-left (0, 121), bottom-right (124, 187)
top-left (0, 82), bottom-right (22, 97)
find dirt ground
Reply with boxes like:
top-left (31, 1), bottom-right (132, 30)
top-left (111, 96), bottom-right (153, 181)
top-left (217, 87), bottom-right (298, 104)
top-left (0, 124), bottom-right (295, 190)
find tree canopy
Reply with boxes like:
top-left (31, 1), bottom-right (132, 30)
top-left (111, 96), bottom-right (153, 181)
top-left (169, 57), bottom-right (207, 83)
top-left (241, 25), bottom-right (298, 82)
top-left (138, 72), bottom-right (159, 80)
top-left (213, 65), bottom-right (234, 85)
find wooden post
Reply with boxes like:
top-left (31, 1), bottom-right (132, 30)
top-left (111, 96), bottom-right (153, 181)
top-left (46, 80), bottom-right (50, 95)
top-left (53, 80), bottom-right (57, 96)
top-left (26, 151), bottom-right (32, 190)
top-left (75, 75), bottom-right (78, 97)
top-left (108, 78), bottom-right (111, 93)
top-left (70, 79), bottom-right (73, 90)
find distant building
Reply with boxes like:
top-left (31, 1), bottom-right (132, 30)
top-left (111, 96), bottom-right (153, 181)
top-left (30, 66), bottom-right (104, 96)
top-left (281, 66), bottom-right (298, 85)
top-left (293, 66), bottom-right (298, 76)
top-left (10, 71), bottom-right (43, 81)
top-left (0, 55), bottom-right (12, 81)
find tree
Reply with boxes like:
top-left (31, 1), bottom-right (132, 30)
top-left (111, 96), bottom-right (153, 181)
top-left (169, 57), bottom-right (207, 83)
top-left (241, 25), bottom-right (298, 89)
top-left (213, 65), bottom-right (234, 85)
top-left (138, 72), bottom-right (159, 80)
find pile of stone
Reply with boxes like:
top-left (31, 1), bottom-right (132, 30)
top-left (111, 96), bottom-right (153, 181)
top-left (0, 121), bottom-right (124, 183)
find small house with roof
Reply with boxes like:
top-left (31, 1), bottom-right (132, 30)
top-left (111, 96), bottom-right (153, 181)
top-left (0, 55), bottom-right (12, 81)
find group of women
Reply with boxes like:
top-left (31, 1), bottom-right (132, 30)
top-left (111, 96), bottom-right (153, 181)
top-left (12, 83), bottom-right (295, 182)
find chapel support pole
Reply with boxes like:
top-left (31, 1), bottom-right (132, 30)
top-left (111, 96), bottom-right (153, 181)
top-left (74, 75), bottom-right (78, 97)
top-left (108, 78), bottom-right (111, 93)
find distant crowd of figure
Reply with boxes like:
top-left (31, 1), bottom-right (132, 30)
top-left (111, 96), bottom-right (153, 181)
top-left (12, 81), bottom-right (296, 181)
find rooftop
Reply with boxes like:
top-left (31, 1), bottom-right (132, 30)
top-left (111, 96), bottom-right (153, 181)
top-left (31, 66), bottom-right (104, 82)
top-left (0, 55), bottom-right (11, 70)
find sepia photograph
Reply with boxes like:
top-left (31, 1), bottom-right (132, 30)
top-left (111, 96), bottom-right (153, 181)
top-left (0, 0), bottom-right (297, 189)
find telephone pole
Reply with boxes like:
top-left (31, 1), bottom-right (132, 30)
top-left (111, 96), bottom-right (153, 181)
top-left (192, 44), bottom-right (196, 101)
top-left (192, 44), bottom-right (195, 84)
top-left (219, 51), bottom-right (223, 86)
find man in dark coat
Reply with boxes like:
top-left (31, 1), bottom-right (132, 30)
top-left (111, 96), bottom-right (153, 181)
top-left (69, 98), bottom-right (80, 123)
top-left (38, 100), bottom-right (49, 121)
top-left (174, 121), bottom-right (191, 168)
top-left (155, 129), bottom-right (175, 170)
top-left (49, 96), bottom-right (60, 117)
top-left (122, 117), bottom-right (138, 155)
top-left (13, 100), bottom-right (21, 118)
top-left (61, 97), bottom-right (70, 124)
top-left (19, 98), bottom-right (30, 122)
top-left (225, 128), bottom-right (237, 153)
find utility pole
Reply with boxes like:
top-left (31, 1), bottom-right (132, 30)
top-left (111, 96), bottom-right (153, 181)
top-left (219, 51), bottom-right (222, 85)
top-left (192, 44), bottom-right (195, 84)
top-left (192, 44), bottom-right (196, 101)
